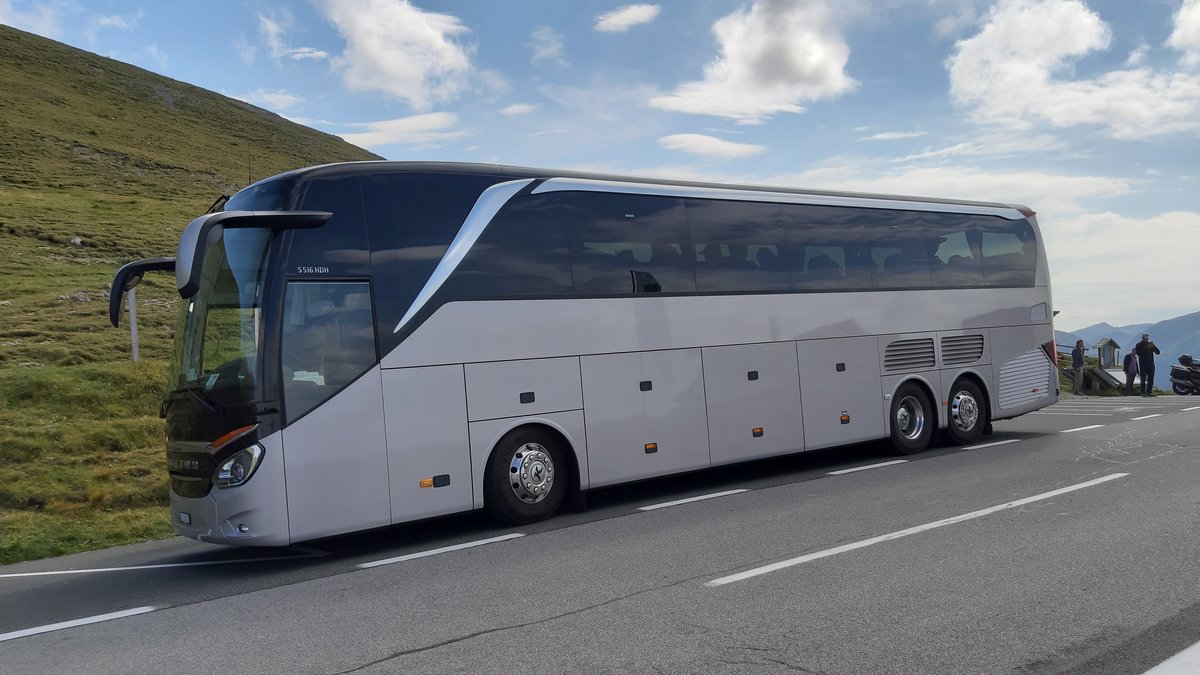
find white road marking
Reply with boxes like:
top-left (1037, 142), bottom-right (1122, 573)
top-left (1061, 425), bottom-right (1105, 433)
top-left (0, 607), bottom-right (157, 643)
top-left (1181, 406), bottom-right (1200, 412)
top-left (638, 489), bottom-right (749, 511)
top-left (357, 533), bottom-right (525, 569)
top-left (705, 473), bottom-right (1129, 587)
top-left (961, 439), bottom-right (1021, 451)
top-left (1033, 412), bottom-right (1112, 416)
top-left (827, 460), bottom-right (908, 475)
top-left (1131, 414), bottom-right (1163, 421)
top-left (1143, 638), bottom-right (1200, 674)
top-left (0, 551), bottom-right (328, 579)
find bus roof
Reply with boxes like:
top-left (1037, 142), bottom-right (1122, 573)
top-left (262, 160), bottom-right (1032, 215)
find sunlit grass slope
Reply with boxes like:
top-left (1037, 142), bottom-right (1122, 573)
top-left (0, 24), bottom-right (381, 563)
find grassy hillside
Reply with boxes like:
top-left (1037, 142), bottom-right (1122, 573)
top-left (0, 24), bottom-right (381, 563)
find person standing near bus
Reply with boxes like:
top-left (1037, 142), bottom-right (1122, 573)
top-left (1122, 348), bottom-right (1140, 396)
top-left (1136, 333), bottom-right (1160, 396)
top-left (1072, 339), bottom-right (1088, 395)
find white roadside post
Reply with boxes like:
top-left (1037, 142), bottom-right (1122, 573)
top-left (128, 286), bottom-right (140, 362)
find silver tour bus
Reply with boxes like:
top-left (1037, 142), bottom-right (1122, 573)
top-left (110, 162), bottom-right (1058, 546)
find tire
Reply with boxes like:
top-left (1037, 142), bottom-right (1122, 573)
top-left (945, 379), bottom-right (987, 446)
top-left (483, 427), bottom-right (568, 525)
top-left (1173, 382), bottom-right (1190, 396)
top-left (889, 382), bottom-right (934, 455)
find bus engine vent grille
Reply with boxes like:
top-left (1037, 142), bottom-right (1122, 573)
top-left (998, 348), bottom-right (1051, 409)
top-left (940, 334), bottom-right (985, 366)
top-left (883, 338), bottom-right (936, 372)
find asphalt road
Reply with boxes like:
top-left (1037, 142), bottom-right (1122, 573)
top-left (2, 393), bottom-right (1200, 674)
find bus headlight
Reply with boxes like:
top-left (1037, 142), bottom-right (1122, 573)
top-left (213, 444), bottom-right (264, 488)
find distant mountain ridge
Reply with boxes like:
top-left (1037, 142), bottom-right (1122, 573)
top-left (1065, 311), bottom-right (1200, 363)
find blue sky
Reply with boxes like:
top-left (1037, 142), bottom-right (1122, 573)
top-left (3, 0), bottom-right (1199, 330)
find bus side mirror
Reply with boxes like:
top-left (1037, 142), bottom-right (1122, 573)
top-left (110, 257), bottom-right (176, 326)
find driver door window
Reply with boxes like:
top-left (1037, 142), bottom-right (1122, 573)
top-left (281, 282), bottom-right (376, 424)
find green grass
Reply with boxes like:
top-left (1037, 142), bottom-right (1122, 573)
top-left (0, 24), bottom-right (380, 563)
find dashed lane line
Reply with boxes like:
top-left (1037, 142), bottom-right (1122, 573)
top-left (961, 439), bottom-right (1021, 451)
top-left (826, 460), bottom-right (908, 475)
top-left (1131, 414), bottom-right (1163, 421)
top-left (1061, 425), bottom-right (1105, 433)
top-left (0, 607), bottom-right (157, 643)
top-left (356, 533), bottom-right (525, 569)
top-left (0, 550), bottom-right (328, 579)
top-left (638, 489), bottom-right (749, 511)
top-left (1143, 638), bottom-right (1200, 674)
top-left (704, 473), bottom-right (1130, 587)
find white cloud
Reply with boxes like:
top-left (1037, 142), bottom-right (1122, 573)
top-left (595, 4), bottom-right (661, 33)
top-left (1168, 0), bottom-right (1200, 66)
top-left (650, 0), bottom-right (856, 123)
top-left (288, 47), bottom-right (329, 61)
top-left (0, 0), bottom-right (63, 38)
top-left (317, 0), bottom-right (472, 111)
top-left (529, 25), bottom-right (566, 66)
top-left (932, 4), bottom-right (977, 39)
top-left (235, 89), bottom-right (305, 111)
top-left (1125, 41), bottom-right (1149, 67)
top-left (500, 103), bottom-right (537, 115)
top-left (259, 10), bottom-right (331, 63)
top-left (658, 133), bottom-right (765, 158)
top-left (892, 133), bottom-right (1067, 162)
top-left (337, 112), bottom-right (469, 150)
top-left (83, 9), bottom-right (141, 43)
top-left (858, 131), bottom-right (927, 141)
top-left (233, 33), bottom-right (257, 65)
top-left (258, 10), bottom-right (290, 60)
top-left (1043, 211), bottom-right (1200, 326)
top-left (947, 0), bottom-right (1200, 139)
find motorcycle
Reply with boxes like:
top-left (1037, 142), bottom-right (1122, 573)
top-left (1169, 354), bottom-right (1200, 395)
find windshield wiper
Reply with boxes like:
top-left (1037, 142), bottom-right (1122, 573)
top-left (205, 194), bottom-right (230, 214)
top-left (170, 384), bottom-right (224, 415)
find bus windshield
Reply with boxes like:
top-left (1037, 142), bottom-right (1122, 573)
top-left (169, 227), bottom-right (272, 407)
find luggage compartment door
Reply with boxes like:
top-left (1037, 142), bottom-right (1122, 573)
top-left (797, 336), bottom-right (884, 451)
top-left (703, 342), bottom-right (804, 465)
top-left (581, 349), bottom-right (709, 487)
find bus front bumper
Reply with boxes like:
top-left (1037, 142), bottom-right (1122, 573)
top-left (170, 437), bottom-right (290, 547)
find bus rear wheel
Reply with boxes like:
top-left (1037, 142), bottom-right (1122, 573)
top-left (890, 383), bottom-right (933, 455)
top-left (945, 379), bottom-right (987, 445)
top-left (484, 427), bottom-right (567, 525)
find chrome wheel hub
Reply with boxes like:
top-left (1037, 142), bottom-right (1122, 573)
top-left (509, 443), bottom-right (554, 504)
top-left (896, 395), bottom-right (925, 441)
top-left (951, 391), bottom-right (979, 432)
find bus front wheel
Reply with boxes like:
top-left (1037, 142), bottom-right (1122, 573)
top-left (945, 379), bottom-right (987, 445)
top-left (484, 427), bottom-right (567, 525)
top-left (890, 383), bottom-right (933, 455)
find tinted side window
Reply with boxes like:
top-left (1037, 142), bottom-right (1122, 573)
top-left (978, 216), bottom-right (1037, 286)
top-left (565, 192), bottom-right (694, 294)
top-left (686, 199), bottom-right (788, 292)
top-left (927, 212), bottom-right (983, 287)
top-left (361, 172), bottom-right (503, 342)
top-left (441, 193), bottom-right (572, 297)
top-left (289, 177), bottom-right (370, 276)
top-left (281, 282), bottom-right (376, 424)
top-left (862, 210), bottom-right (932, 289)
top-left (784, 204), bottom-right (873, 290)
